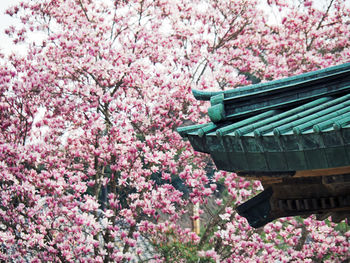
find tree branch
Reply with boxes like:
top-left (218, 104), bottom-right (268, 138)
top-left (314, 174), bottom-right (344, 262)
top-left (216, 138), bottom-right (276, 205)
top-left (307, 0), bottom-right (334, 51)
top-left (78, 0), bottom-right (92, 22)
top-left (295, 224), bottom-right (308, 251)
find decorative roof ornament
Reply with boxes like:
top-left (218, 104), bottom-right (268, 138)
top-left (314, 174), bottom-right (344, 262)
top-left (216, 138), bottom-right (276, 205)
top-left (178, 63), bottom-right (350, 228)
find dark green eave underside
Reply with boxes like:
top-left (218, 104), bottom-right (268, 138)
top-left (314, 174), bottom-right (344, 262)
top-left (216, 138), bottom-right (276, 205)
top-left (186, 128), bottom-right (350, 172)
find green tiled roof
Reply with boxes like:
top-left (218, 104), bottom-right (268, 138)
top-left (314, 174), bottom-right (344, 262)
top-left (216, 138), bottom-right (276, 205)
top-left (179, 63), bottom-right (350, 227)
top-left (178, 63), bottom-right (350, 173)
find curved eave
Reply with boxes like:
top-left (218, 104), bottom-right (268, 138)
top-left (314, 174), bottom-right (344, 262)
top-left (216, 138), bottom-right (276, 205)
top-left (179, 92), bottom-right (350, 172)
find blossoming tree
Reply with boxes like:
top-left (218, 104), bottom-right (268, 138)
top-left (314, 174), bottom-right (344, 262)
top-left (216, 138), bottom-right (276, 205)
top-left (0, 0), bottom-right (349, 262)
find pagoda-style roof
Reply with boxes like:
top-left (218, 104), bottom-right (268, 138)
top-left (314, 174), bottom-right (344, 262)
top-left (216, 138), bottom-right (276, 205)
top-left (178, 63), bottom-right (350, 227)
top-left (178, 63), bottom-right (350, 173)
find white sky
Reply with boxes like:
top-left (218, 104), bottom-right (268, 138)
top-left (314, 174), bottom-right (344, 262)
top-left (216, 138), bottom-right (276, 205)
top-left (0, 0), bottom-right (338, 55)
top-left (0, 0), bottom-right (280, 55)
top-left (0, 0), bottom-right (24, 55)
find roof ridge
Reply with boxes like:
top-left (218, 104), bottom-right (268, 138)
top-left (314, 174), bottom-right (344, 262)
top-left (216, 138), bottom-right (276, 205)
top-left (192, 62), bottom-right (350, 101)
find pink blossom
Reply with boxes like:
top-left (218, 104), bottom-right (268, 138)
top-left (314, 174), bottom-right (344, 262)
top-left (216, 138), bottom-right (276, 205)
top-left (0, 0), bottom-right (349, 261)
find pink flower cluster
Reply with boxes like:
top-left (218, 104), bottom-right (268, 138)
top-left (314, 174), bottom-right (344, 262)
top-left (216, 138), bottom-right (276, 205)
top-left (0, 0), bottom-right (349, 262)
